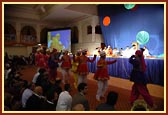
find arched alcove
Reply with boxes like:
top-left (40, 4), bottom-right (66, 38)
top-left (4, 23), bottom-right (16, 45)
top-left (20, 26), bottom-right (37, 45)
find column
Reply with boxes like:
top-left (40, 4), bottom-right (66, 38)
top-left (15, 22), bottom-right (21, 43)
top-left (78, 24), bottom-right (82, 43)
top-left (36, 25), bottom-right (41, 43)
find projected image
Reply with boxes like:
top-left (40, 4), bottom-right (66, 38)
top-left (47, 29), bottom-right (71, 52)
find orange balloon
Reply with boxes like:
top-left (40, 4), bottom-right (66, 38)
top-left (103, 16), bottom-right (110, 26)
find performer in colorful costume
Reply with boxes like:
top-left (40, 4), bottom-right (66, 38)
top-left (94, 51), bottom-right (117, 101)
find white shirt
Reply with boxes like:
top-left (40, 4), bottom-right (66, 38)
top-left (56, 91), bottom-right (72, 111)
top-left (143, 49), bottom-right (150, 57)
top-left (21, 88), bottom-right (33, 108)
top-left (4, 68), bottom-right (11, 80)
top-left (32, 72), bottom-right (40, 83)
top-left (128, 47), bottom-right (136, 57)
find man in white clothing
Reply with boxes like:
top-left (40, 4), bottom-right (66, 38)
top-left (56, 84), bottom-right (72, 111)
top-left (21, 83), bottom-right (35, 108)
top-left (143, 46), bottom-right (150, 57)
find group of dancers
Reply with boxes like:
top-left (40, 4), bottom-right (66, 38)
top-left (34, 47), bottom-right (117, 101)
top-left (34, 45), bottom-right (155, 109)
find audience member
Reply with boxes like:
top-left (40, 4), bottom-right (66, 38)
top-left (21, 82), bottom-right (35, 109)
top-left (72, 104), bottom-right (85, 111)
top-left (56, 84), bottom-right (72, 111)
top-left (96, 91), bottom-right (118, 111)
top-left (131, 99), bottom-right (149, 111)
top-left (25, 86), bottom-right (46, 111)
top-left (32, 68), bottom-right (46, 84)
top-left (72, 83), bottom-right (90, 111)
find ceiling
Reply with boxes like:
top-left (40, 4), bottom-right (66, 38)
top-left (4, 4), bottom-right (98, 26)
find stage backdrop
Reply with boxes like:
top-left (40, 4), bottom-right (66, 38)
top-left (98, 4), bottom-right (164, 56)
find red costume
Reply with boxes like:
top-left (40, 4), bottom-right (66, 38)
top-left (61, 55), bottom-right (71, 69)
top-left (35, 52), bottom-right (46, 68)
top-left (94, 59), bottom-right (116, 80)
top-left (77, 55), bottom-right (96, 75)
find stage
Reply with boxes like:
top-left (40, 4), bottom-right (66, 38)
top-left (87, 56), bottom-right (164, 86)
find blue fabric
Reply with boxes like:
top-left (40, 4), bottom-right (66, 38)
top-left (98, 4), bottom-right (164, 56)
top-left (87, 56), bottom-right (164, 86)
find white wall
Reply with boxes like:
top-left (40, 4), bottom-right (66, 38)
top-left (70, 16), bottom-right (104, 54)
top-left (4, 46), bottom-right (31, 57)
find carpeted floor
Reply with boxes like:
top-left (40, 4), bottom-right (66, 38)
top-left (20, 65), bottom-right (164, 111)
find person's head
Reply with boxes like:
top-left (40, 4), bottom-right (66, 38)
top-left (55, 77), bottom-right (62, 85)
top-left (131, 99), bottom-right (149, 111)
top-left (72, 104), bottom-right (85, 111)
top-left (77, 83), bottom-right (88, 95)
top-left (135, 50), bottom-right (143, 57)
top-left (100, 51), bottom-right (106, 59)
top-left (36, 48), bottom-right (41, 53)
top-left (82, 49), bottom-right (87, 55)
top-left (76, 50), bottom-right (81, 56)
top-left (34, 86), bottom-right (43, 96)
top-left (64, 83), bottom-right (71, 92)
top-left (106, 91), bottom-right (118, 106)
top-left (46, 48), bottom-right (50, 54)
top-left (52, 48), bottom-right (58, 55)
top-left (63, 49), bottom-right (69, 55)
top-left (38, 68), bottom-right (46, 74)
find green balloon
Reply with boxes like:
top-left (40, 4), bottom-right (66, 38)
top-left (124, 4), bottom-right (136, 10)
top-left (136, 31), bottom-right (150, 45)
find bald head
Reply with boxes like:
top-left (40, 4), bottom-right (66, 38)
top-left (72, 104), bottom-right (85, 111)
top-left (34, 86), bottom-right (43, 96)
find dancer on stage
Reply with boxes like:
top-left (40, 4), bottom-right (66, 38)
top-left (94, 51), bottom-right (117, 101)
top-left (77, 49), bottom-right (96, 85)
top-left (129, 49), bottom-right (156, 110)
top-left (35, 48), bottom-right (46, 70)
top-left (60, 49), bottom-right (72, 84)
top-left (71, 50), bottom-right (81, 88)
top-left (48, 48), bottom-right (61, 82)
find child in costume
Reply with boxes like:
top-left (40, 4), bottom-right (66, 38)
top-left (60, 49), bottom-right (72, 84)
top-left (48, 48), bottom-right (60, 82)
top-left (71, 50), bottom-right (81, 88)
top-left (94, 51), bottom-right (117, 101)
top-left (77, 49), bottom-right (96, 85)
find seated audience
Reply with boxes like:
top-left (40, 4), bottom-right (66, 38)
top-left (72, 83), bottom-right (90, 111)
top-left (56, 84), bottom-right (72, 111)
top-left (96, 91), bottom-right (118, 111)
top-left (25, 86), bottom-right (46, 111)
